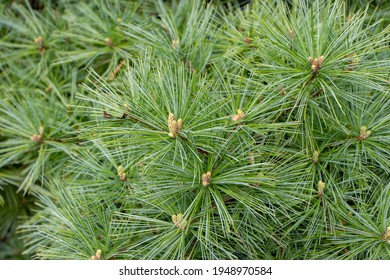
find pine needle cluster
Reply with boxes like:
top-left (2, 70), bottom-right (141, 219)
top-left (0, 0), bottom-right (389, 260)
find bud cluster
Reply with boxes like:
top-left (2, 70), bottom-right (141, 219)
top-left (105, 37), bottom-right (114, 48)
top-left (31, 126), bottom-right (44, 143)
top-left (232, 109), bottom-right (245, 122)
top-left (168, 113), bottom-right (182, 138)
top-left (90, 249), bottom-right (102, 260)
top-left (308, 56), bottom-right (325, 73)
top-left (202, 171), bottom-right (211, 187)
top-left (358, 126), bottom-right (371, 140)
top-left (172, 213), bottom-right (187, 231)
top-left (117, 165), bottom-right (127, 181)
top-left (318, 180), bottom-right (325, 197)
top-left (383, 227), bottom-right (390, 244)
top-left (34, 36), bottom-right (45, 55)
top-left (312, 150), bottom-right (319, 163)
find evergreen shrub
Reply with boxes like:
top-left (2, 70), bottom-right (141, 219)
top-left (0, 0), bottom-right (389, 259)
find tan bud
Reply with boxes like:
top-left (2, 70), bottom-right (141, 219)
top-left (244, 36), bottom-right (251, 45)
top-left (31, 134), bottom-right (42, 143)
top-left (172, 213), bottom-right (187, 231)
top-left (95, 249), bottom-right (102, 259)
top-left (168, 113), bottom-right (182, 138)
top-left (202, 172), bottom-right (211, 187)
top-left (318, 55), bottom-right (325, 65)
top-left (31, 126), bottom-right (44, 143)
top-left (232, 109), bottom-right (245, 122)
top-left (34, 36), bottom-right (43, 45)
top-left (318, 181), bottom-right (325, 196)
top-left (312, 150), bottom-right (319, 163)
top-left (177, 119), bottom-right (182, 131)
top-left (105, 38), bottom-right (114, 48)
top-left (117, 165), bottom-right (127, 181)
top-left (384, 227), bottom-right (390, 243)
top-left (358, 126), bottom-right (371, 140)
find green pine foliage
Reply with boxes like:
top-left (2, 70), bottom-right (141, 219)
top-left (0, 0), bottom-right (389, 260)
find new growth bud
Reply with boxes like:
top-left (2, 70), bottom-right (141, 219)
top-left (34, 36), bottom-right (43, 46)
top-left (168, 113), bottom-right (182, 138)
top-left (202, 172), bottom-right (211, 187)
top-left (172, 213), bottom-right (187, 231)
top-left (117, 165), bottom-right (127, 181)
top-left (309, 55), bottom-right (325, 73)
top-left (34, 36), bottom-right (45, 55)
top-left (318, 180), bottom-right (325, 197)
top-left (383, 227), bottom-right (390, 244)
top-left (358, 126), bottom-right (371, 140)
top-left (312, 150), bottom-right (319, 163)
top-left (90, 249), bottom-right (102, 260)
top-left (105, 38), bottom-right (114, 48)
top-left (232, 109), bottom-right (245, 122)
top-left (31, 126), bottom-right (44, 143)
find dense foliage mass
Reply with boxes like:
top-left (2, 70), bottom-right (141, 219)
top-left (0, 0), bottom-right (389, 259)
